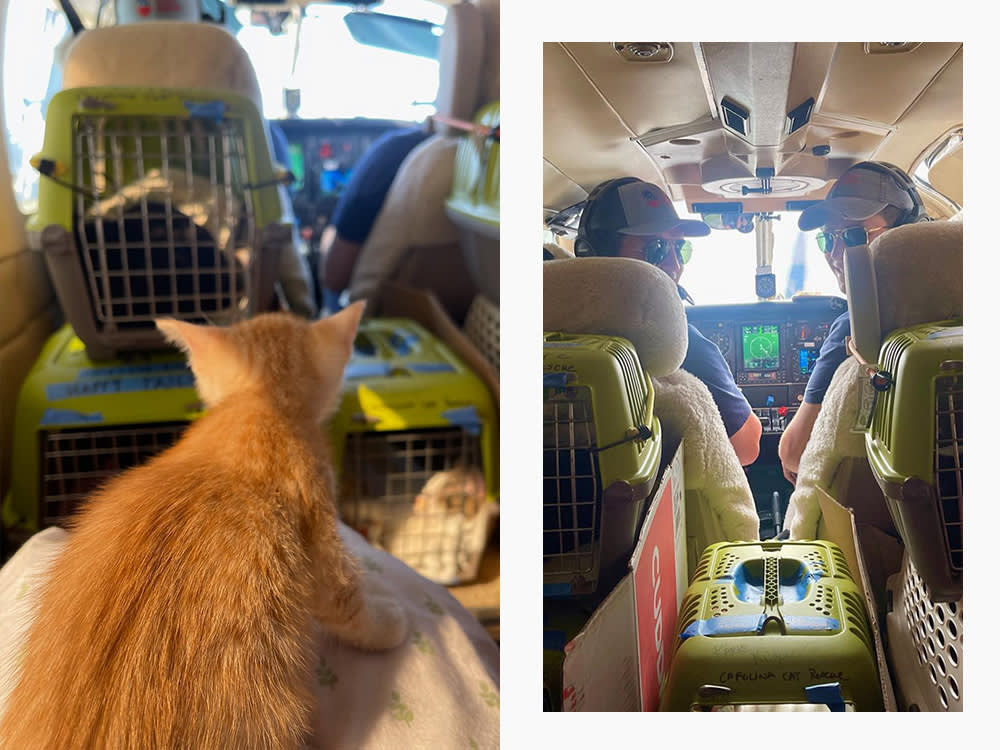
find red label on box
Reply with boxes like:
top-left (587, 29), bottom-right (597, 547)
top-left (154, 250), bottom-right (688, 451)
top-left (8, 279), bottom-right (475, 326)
top-left (632, 475), bottom-right (678, 711)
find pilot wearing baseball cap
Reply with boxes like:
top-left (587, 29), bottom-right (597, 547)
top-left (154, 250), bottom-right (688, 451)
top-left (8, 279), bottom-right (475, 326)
top-left (779, 161), bottom-right (928, 485)
top-left (575, 177), bottom-right (710, 293)
top-left (574, 176), bottom-right (762, 466)
top-left (797, 161), bottom-right (926, 294)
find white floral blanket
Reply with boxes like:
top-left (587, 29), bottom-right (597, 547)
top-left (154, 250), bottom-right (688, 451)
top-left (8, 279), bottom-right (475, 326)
top-left (0, 525), bottom-right (500, 749)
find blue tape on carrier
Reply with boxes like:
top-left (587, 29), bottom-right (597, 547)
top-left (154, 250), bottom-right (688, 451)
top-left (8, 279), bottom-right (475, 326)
top-left (47, 373), bottom-right (195, 401)
top-left (442, 406), bottom-right (482, 435)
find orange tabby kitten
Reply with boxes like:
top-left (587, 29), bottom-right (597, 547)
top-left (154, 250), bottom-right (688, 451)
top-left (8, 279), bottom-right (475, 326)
top-left (0, 302), bottom-right (407, 750)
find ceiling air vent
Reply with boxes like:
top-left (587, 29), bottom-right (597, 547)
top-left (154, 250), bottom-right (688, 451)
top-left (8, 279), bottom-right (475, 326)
top-left (785, 97), bottom-right (815, 135)
top-left (613, 42), bottom-right (674, 63)
top-left (720, 97), bottom-right (750, 136)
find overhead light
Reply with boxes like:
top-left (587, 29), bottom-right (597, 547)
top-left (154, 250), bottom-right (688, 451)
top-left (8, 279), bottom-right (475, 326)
top-left (864, 42), bottom-right (922, 54)
top-left (613, 42), bottom-right (674, 63)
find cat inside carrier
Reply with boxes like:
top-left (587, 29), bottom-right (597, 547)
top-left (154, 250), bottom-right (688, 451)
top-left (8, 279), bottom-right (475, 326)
top-left (30, 87), bottom-right (285, 360)
top-left (542, 332), bottom-right (661, 599)
top-left (329, 318), bottom-right (499, 585)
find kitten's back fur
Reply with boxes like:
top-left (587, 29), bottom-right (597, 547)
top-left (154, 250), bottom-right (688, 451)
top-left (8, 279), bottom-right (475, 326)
top-left (0, 304), bottom-right (406, 750)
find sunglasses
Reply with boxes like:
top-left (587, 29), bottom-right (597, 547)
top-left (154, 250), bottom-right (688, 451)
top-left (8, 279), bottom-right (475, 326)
top-left (641, 237), bottom-right (693, 266)
top-left (815, 226), bottom-right (879, 254)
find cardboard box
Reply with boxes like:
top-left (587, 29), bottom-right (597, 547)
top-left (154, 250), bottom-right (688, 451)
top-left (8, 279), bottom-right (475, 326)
top-left (555, 443), bottom-right (899, 712)
top-left (560, 441), bottom-right (687, 711)
top-left (814, 488), bottom-right (898, 711)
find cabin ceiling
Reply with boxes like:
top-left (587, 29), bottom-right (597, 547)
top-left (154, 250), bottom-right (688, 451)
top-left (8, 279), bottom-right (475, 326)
top-left (543, 41), bottom-right (963, 214)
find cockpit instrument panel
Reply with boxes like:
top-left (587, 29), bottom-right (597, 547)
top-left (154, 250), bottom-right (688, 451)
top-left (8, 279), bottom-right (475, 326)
top-left (687, 296), bottom-right (847, 434)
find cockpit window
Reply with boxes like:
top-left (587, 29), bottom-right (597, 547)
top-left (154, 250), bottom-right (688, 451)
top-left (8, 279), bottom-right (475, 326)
top-left (678, 210), bottom-right (843, 305)
top-left (547, 204), bottom-right (844, 305)
top-left (235, 0), bottom-right (445, 121)
top-left (915, 127), bottom-right (963, 211)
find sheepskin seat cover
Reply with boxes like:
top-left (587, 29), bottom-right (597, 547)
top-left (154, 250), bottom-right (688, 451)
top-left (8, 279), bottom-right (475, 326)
top-left (784, 219), bottom-right (963, 539)
top-left (543, 256), bottom-right (759, 543)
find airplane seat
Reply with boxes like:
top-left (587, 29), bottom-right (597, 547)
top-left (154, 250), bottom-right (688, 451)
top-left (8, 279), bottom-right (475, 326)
top-left (784, 219), bottom-right (962, 615)
top-left (346, 0), bottom-right (499, 325)
top-left (57, 21), bottom-right (316, 320)
top-left (543, 257), bottom-right (759, 582)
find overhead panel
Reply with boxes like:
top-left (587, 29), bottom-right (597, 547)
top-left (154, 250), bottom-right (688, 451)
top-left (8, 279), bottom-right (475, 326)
top-left (701, 42), bottom-right (798, 147)
top-left (819, 42), bottom-right (962, 126)
top-left (560, 42), bottom-right (712, 140)
top-left (542, 40), bottom-right (963, 213)
top-left (543, 42), bottom-right (662, 200)
top-left (873, 46), bottom-right (963, 171)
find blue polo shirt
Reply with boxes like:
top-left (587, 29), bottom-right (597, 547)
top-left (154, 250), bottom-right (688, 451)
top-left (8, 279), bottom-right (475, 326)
top-left (803, 310), bottom-right (851, 404)
top-left (331, 126), bottom-right (432, 244)
top-left (682, 323), bottom-right (752, 437)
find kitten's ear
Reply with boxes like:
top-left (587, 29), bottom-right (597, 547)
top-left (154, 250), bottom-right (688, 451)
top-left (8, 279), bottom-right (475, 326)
top-left (310, 301), bottom-right (366, 357)
top-left (309, 301), bottom-right (366, 417)
top-left (156, 319), bottom-right (227, 361)
top-left (156, 319), bottom-right (242, 407)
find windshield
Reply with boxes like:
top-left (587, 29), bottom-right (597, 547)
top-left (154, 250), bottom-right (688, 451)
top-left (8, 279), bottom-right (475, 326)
top-left (678, 209), bottom-right (843, 305)
top-left (235, 0), bottom-right (445, 121)
top-left (547, 204), bottom-right (844, 305)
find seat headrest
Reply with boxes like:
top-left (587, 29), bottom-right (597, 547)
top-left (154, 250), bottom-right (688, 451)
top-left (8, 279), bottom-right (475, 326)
top-left (846, 220), bottom-right (963, 361)
top-left (61, 23), bottom-right (263, 112)
top-left (872, 220), bottom-right (963, 334)
top-left (434, 2), bottom-right (486, 131)
top-left (543, 257), bottom-right (688, 377)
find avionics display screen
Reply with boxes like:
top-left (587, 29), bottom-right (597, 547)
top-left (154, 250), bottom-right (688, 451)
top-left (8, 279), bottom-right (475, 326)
top-left (742, 324), bottom-right (780, 371)
top-left (799, 347), bottom-right (820, 376)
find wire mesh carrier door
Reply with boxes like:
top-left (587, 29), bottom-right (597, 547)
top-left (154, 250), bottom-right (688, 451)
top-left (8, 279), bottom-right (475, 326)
top-left (331, 318), bottom-right (499, 586)
top-left (866, 321), bottom-right (962, 602)
top-left (31, 87), bottom-right (285, 360)
top-left (2, 325), bottom-right (200, 536)
top-left (542, 332), bottom-right (662, 599)
top-left (338, 428), bottom-right (490, 585)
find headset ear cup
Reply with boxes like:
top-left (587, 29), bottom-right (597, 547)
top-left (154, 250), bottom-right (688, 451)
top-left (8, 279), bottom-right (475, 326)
top-left (878, 161), bottom-right (926, 224)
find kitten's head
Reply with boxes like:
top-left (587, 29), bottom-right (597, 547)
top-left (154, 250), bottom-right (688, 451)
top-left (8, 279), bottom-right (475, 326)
top-left (156, 302), bottom-right (365, 422)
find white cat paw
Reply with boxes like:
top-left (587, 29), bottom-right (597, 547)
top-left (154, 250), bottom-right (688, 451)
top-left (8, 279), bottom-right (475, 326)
top-left (337, 595), bottom-right (408, 651)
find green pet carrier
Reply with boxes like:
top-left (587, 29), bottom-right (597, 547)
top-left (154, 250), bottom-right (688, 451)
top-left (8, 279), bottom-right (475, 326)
top-left (885, 552), bottom-right (963, 711)
top-left (30, 86), bottom-right (286, 360)
top-left (661, 541), bottom-right (882, 712)
top-left (542, 332), bottom-right (661, 598)
top-left (866, 321), bottom-right (962, 602)
top-left (2, 325), bottom-right (199, 534)
top-left (329, 318), bottom-right (499, 585)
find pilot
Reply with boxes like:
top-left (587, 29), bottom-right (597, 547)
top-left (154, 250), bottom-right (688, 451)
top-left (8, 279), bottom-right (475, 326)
top-left (318, 119), bottom-right (434, 308)
top-left (778, 161), bottom-right (929, 484)
top-left (575, 177), bottom-right (763, 466)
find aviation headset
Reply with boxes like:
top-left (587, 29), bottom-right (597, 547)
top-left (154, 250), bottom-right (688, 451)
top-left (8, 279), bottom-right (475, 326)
top-left (573, 177), bottom-right (684, 266)
top-left (853, 161), bottom-right (929, 226)
top-left (574, 177), bottom-right (643, 259)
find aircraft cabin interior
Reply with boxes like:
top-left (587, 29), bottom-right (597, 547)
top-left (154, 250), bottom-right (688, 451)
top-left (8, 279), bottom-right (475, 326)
top-left (542, 40), bottom-right (963, 714)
